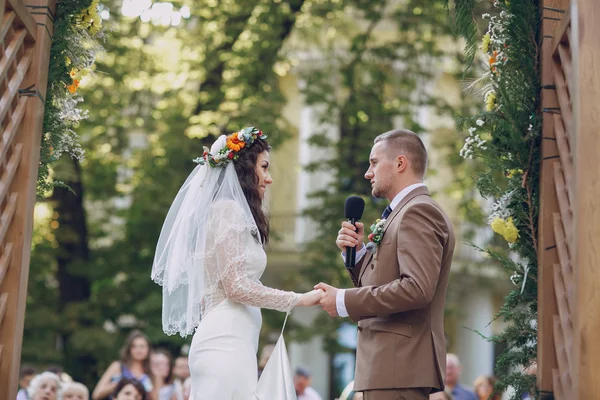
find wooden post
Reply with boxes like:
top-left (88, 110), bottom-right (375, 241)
top-left (0, 0), bottom-right (55, 399)
top-left (537, 0), bottom-right (569, 393)
top-left (572, 0), bottom-right (600, 398)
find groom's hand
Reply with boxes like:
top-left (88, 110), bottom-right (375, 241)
top-left (314, 282), bottom-right (339, 317)
top-left (336, 221), bottom-right (365, 253)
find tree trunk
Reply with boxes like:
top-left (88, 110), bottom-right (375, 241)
top-left (52, 156), bottom-right (91, 379)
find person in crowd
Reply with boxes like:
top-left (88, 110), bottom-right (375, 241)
top-left (181, 378), bottom-right (191, 400)
top-left (473, 375), bottom-right (501, 400)
top-left (17, 365), bottom-right (36, 400)
top-left (171, 356), bottom-right (189, 400)
top-left (294, 367), bottom-right (323, 400)
top-left (112, 378), bottom-right (148, 400)
top-left (151, 349), bottom-right (177, 400)
top-left (172, 356), bottom-right (189, 382)
top-left (445, 354), bottom-right (477, 400)
top-left (63, 382), bottom-right (90, 400)
top-left (92, 330), bottom-right (156, 399)
top-left (27, 371), bottom-right (61, 400)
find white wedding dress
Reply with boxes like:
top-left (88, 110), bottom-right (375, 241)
top-left (188, 202), bottom-right (300, 400)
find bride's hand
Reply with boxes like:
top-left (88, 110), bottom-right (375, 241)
top-left (297, 289), bottom-right (324, 307)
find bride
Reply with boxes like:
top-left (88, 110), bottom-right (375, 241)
top-left (151, 127), bottom-right (323, 399)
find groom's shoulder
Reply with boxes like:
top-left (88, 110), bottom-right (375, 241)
top-left (405, 194), bottom-right (448, 219)
top-left (402, 196), bottom-right (454, 235)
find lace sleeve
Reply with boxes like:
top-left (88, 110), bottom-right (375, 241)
top-left (207, 201), bottom-right (301, 312)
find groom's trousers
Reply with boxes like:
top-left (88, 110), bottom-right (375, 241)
top-left (362, 387), bottom-right (431, 400)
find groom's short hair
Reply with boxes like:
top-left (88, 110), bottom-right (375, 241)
top-left (374, 129), bottom-right (428, 179)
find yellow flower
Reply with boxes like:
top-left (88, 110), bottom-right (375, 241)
top-left (490, 217), bottom-right (505, 236)
top-left (485, 92), bottom-right (496, 111)
top-left (490, 217), bottom-right (519, 243)
top-left (78, 0), bottom-right (102, 35)
top-left (482, 34), bottom-right (491, 53)
top-left (503, 217), bottom-right (519, 243)
top-left (507, 169), bottom-right (523, 178)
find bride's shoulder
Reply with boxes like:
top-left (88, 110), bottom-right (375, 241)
top-left (209, 199), bottom-right (245, 219)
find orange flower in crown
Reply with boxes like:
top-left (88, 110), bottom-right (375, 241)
top-left (226, 132), bottom-right (246, 152)
top-left (195, 127), bottom-right (267, 168)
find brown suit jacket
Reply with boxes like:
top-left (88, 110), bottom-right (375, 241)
top-left (344, 186), bottom-right (455, 392)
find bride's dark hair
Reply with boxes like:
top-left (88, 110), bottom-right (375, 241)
top-left (234, 138), bottom-right (271, 244)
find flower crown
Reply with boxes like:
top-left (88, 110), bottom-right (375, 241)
top-left (194, 127), bottom-right (267, 168)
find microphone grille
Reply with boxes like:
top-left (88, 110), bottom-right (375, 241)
top-left (344, 196), bottom-right (365, 219)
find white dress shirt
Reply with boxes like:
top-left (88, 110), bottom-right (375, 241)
top-left (337, 183), bottom-right (426, 317)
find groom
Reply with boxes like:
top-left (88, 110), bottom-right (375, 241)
top-left (316, 129), bottom-right (455, 400)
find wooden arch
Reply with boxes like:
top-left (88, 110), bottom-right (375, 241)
top-left (0, 0), bottom-right (54, 399)
top-left (538, 0), bottom-right (600, 398)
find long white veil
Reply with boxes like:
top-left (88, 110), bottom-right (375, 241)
top-left (151, 135), bottom-right (258, 337)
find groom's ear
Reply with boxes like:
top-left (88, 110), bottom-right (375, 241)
top-left (396, 155), bottom-right (409, 173)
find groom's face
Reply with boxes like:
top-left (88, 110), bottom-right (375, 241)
top-left (365, 142), bottom-right (395, 199)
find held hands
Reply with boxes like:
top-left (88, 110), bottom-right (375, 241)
top-left (314, 282), bottom-right (338, 317)
top-left (336, 221), bottom-right (365, 254)
top-left (297, 289), bottom-right (325, 307)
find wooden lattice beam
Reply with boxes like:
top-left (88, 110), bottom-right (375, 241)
top-left (538, 0), bottom-right (570, 393)
top-left (0, 1), bottom-right (55, 399)
top-left (572, 0), bottom-right (600, 398)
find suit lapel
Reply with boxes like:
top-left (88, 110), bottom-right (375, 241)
top-left (381, 186), bottom-right (430, 237)
top-left (357, 186), bottom-right (430, 285)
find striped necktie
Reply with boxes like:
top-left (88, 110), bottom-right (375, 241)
top-left (382, 205), bottom-right (393, 219)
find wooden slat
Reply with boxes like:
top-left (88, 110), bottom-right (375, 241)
top-left (0, 142), bottom-right (22, 207)
top-left (553, 263), bottom-right (573, 372)
top-left (0, 10), bottom-right (16, 43)
top-left (553, 163), bottom-right (573, 255)
top-left (5, 0), bottom-right (36, 42)
top-left (0, 0), bottom-right (6, 28)
top-left (0, 46), bottom-right (32, 125)
top-left (553, 369), bottom-right (565, 400)
top-left (0, 192), bottom-right (17, 246)
top-left (0, 293), bottom-right (7, 326)
top-left (557, 44), bottom-right (573, 99)
top-left (0, 96), bottom-right (27, 160)
top-left (554, 316), bottom-right (573, 399)
top-left (553, 114), bottom-right (574, 202)
top-left (551, 6), bottom-right (571, 56)
top-left (553, 213), bottom-right (573, 306)
top-left (553, 62), bottom-right (574, 144)
top-left (0, 27), bottom-right (26, 83)
top-left (0, 243), bottom-right (13, 287)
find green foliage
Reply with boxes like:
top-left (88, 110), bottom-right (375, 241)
top-left (38, 0), bottom-right (103, 195)
top-left (449, 0), bottom-right (540, 397)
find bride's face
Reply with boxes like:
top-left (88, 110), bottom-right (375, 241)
top-left (255, 151), bottom-right (273, 199)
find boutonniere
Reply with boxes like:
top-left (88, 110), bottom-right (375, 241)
top-left (365, 218), bottom-right (386, 253)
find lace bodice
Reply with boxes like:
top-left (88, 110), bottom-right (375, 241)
top-left (202, 200), bottom-right (300, 316)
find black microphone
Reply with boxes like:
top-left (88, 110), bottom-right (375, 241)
top-left (344, 196), bottom-right (365, 270)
